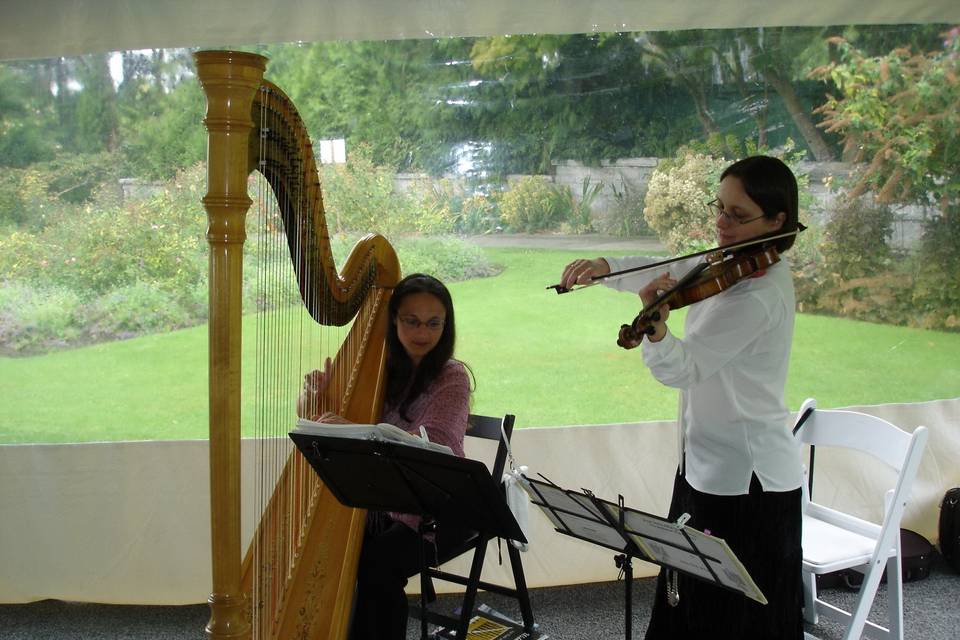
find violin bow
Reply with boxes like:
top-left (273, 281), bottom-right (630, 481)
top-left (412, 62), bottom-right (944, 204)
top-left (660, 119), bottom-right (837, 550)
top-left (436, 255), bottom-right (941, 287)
top-left (546, 225), bottom-right (805, 294)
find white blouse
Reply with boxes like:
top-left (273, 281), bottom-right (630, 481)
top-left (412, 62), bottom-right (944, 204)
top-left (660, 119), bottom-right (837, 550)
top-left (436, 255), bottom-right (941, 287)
top-left (603, 254), bottom-right (803, 496)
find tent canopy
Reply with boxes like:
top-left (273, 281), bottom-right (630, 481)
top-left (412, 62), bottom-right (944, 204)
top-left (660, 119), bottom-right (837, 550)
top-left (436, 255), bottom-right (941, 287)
top-left (3, 0), bottom-right (960, 61)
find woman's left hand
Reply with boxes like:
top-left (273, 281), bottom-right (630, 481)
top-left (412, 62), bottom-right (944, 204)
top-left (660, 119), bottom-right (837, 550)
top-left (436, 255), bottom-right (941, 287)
top-left (638, 273), bottom-right (675, 343)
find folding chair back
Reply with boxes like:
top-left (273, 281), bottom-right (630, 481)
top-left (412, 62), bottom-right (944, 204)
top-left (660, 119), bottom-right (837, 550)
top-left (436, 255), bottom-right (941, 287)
top-left (793, 398), bottom-right (928, 640)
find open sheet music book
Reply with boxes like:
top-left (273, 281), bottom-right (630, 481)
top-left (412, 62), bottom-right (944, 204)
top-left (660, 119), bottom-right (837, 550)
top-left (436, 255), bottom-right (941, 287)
top-left (292, 418), bottom-right (453, 455)
top-left (523, 475), bottom-right (767, 605)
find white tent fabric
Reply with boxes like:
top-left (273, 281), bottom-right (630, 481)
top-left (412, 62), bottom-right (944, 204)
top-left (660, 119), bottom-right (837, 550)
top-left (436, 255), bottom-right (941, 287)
top-left (1, 398), bottom-right (956, 605)
top-left (2, 0), bottom-right (960, 61)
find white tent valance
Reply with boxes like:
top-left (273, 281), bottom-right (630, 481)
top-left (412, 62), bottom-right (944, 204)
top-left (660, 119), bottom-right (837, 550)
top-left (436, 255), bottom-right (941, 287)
top-left (2, 0), bottom-right (960, 61)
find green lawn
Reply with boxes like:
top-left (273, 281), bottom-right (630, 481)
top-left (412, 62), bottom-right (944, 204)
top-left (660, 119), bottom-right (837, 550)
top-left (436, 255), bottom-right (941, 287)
top-left (1, 246), bottom-right (958, 443)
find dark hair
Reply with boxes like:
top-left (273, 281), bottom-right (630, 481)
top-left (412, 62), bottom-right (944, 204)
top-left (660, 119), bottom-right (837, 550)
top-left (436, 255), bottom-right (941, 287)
top-left (720, 155), bottom-right (800, 252)
top-left (384, 273), bottom-right (462, 420)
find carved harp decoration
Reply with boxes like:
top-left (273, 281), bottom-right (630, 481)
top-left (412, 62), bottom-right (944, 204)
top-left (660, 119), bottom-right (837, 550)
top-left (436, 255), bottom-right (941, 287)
top-left (195, 50), bottom-right (400, 640)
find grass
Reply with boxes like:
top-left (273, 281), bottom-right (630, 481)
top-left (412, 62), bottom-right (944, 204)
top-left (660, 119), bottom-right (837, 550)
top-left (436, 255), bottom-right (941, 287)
top-left (1, 247), bottom-right (958, 443)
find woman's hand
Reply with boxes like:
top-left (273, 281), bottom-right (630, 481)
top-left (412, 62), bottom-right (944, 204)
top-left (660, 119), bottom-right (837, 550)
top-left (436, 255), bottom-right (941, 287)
top-left (560, 257), bottom-right (610, 291)
top-left (637, 273), bottom-right (676, 343)
top-left (303, 357), bottom-right (333, 395)
top-left (312, 411), bottom-right (352, 424)
top-left (297, 357), bottom-right (332, 418)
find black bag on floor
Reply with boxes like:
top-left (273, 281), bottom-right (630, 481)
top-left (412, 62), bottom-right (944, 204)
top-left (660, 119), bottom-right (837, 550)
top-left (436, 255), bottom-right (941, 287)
top-left (816, 528), bottom-right (933, 589)
top-left (940, 487), bottom-right (960, 573)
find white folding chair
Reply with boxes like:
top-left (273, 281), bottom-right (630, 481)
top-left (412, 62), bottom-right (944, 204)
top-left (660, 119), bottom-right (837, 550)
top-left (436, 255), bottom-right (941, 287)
top-left (792, 398), bottom-right (928, 640)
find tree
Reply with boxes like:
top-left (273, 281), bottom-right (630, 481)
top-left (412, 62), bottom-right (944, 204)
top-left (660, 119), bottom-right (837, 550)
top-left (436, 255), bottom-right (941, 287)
top-left (261, 39), bottom-right (476, 173)
top-left (639, 30), bottom-right (722, 139)
top-left (810, 28), bottom-right (960, 329)
top-left (71, 53), bottom-right (118, 152)
top-left (811, 30), bottom-right (960, 212)
top-left (731, 27), bottom-right (837, 161)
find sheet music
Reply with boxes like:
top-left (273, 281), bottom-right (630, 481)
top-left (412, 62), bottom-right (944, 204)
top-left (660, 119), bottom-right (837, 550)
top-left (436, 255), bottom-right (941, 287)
top-left (526, 480), bottom-right (602, 522)
top-left (292, 419), bottom-right (453, 455)
top-left (598, 500), bottom-right (693, 551)
top-left (525, 479), bottom-right (630, 552)
top-left (554, 510), bottom-right (634, 552)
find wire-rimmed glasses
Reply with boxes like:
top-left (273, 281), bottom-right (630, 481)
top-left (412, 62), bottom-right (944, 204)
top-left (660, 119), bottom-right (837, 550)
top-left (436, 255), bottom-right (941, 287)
top-left (706, 199), bottom-right (766, 225)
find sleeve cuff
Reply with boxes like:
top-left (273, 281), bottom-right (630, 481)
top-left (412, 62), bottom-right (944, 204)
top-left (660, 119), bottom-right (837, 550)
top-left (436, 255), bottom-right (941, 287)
top-left (642, 328), bottom-right (676, 365)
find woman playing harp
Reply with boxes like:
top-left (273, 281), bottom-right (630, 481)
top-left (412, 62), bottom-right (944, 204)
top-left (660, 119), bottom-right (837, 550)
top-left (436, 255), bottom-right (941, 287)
top-left (195, 50), bottom-right (400, 640)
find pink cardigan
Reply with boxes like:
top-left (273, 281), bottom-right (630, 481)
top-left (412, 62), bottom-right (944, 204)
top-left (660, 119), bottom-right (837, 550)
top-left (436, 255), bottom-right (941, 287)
top-left (381, 359), bottom-right (471, 530)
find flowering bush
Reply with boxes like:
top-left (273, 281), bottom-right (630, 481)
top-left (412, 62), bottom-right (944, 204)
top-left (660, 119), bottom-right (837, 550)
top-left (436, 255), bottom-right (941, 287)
top-left (643, 152), bottom-right (726, 254)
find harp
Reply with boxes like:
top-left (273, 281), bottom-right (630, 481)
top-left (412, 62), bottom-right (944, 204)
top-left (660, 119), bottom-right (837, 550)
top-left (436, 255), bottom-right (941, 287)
top-left (194, 51), bottom-right (401, 639)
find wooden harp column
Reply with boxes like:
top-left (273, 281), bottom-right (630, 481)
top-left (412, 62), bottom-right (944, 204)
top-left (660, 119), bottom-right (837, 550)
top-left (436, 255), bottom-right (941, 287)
top-left (195, 50), bottom-right (400, 639)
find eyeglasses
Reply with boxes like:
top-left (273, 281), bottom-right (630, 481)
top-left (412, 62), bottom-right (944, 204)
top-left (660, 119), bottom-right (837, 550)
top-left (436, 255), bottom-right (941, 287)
top-left (398, 316), bottom-right (445, 331)
top-left (706, 199), bottom-right (766, 225)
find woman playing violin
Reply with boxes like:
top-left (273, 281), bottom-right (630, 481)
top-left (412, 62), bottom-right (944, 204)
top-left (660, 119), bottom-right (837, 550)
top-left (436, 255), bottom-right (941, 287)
top-left (559, 155), bottom-right (804, 639)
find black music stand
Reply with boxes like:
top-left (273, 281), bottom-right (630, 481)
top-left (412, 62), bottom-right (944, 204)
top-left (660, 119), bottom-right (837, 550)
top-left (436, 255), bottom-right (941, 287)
top-left (524, 475), bottom-right (766, 639)
top-left (289, 430), bottom-right (527, 640)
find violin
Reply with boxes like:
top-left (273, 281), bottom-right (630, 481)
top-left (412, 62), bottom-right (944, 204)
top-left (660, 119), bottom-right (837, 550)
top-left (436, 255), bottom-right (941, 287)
top-left (617, 243), bottom-right (781, 350)
top-left (547, 227), bottom-right (802, 295)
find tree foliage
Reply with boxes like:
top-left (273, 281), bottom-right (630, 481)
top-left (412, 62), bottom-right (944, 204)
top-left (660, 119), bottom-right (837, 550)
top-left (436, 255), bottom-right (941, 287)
top-left (804, 28), bottom-right (960, 330)
top-left (811, 30), bottom-right (960, 212)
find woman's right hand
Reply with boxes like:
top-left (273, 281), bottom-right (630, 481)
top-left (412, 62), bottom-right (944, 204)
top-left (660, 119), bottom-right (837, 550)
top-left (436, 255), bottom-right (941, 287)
top-left (303, 357), bottom-right (333, 395)
top-left (560, 257), bottom-right (610, 290)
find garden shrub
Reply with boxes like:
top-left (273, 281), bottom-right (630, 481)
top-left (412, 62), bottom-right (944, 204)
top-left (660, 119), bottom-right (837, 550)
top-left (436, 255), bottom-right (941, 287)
top-left (318, 143), bottom-right (454, 236)
top-left (319, 145), bottom-right (395, 235)
top-left (0, 152), bottom-right (120, 231)
top-left (910, 210), bottom-right (960, 330)
top-left (457, 192), bottom-right (501, 234)
top-left (498, 176), bottom-right (571, 233)
top-left (559, 176), bottom-right (601, 235)
top-left (399, 177), bottom-right (458, 234)
top-left (596, 178), bottom-right (652, 237)
top-left (820, 196), bottom-right (895, 281)
top-left (793, 199), bottom-right (959, 331)
top-left (0, 283), bottom-right (84, 355)
top-left (85, 281), bottom-right (193, 342)
top-left (392, 235), bottom-right (498, 282)
top-left (418, 178), bottom-right (503, 235)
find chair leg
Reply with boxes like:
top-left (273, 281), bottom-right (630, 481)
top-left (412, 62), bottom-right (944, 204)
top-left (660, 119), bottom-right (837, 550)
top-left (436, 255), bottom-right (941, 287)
top-left (843, 561), bottom-right (886, 640)
top-left (885, 555), bottom-right (904, 640)
top-left (455, 536), bottom-right (490, 639)
top-left (802, 569), bottom-right (818, 624)
top-left (506, 542), bottom-right (535, 631)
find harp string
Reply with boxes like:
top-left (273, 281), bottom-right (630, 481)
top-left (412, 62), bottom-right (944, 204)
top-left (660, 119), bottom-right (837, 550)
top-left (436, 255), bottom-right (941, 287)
top-left (250, 84), bottom-right (373, 638)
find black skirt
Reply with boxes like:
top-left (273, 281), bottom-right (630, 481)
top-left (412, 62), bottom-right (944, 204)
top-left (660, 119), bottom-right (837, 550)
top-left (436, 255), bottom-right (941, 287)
top-left (644, 471), bottom-right (803, 640)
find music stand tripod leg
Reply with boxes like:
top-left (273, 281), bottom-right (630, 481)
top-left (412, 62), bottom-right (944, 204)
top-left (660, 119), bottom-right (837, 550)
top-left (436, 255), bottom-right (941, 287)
top-left (615, 553), bottom-right (633, 639)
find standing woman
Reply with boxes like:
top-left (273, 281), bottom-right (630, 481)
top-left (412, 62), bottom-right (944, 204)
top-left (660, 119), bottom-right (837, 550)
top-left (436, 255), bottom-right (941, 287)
top-left (299, 273), bottom-right (474, 640)
top-left (560, 156), bottom-right (804, 638)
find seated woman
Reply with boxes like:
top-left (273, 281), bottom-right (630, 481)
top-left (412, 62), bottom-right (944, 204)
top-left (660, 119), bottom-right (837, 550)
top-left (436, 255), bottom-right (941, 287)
top-left (298, 272), bottom-right (474, 640)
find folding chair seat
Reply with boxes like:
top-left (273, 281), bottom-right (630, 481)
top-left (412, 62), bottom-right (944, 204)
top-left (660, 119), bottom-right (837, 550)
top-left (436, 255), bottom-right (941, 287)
top-left (409, 413), bottom-right (536, 638)
top-left (792, 398), bottom-right (928, 640)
